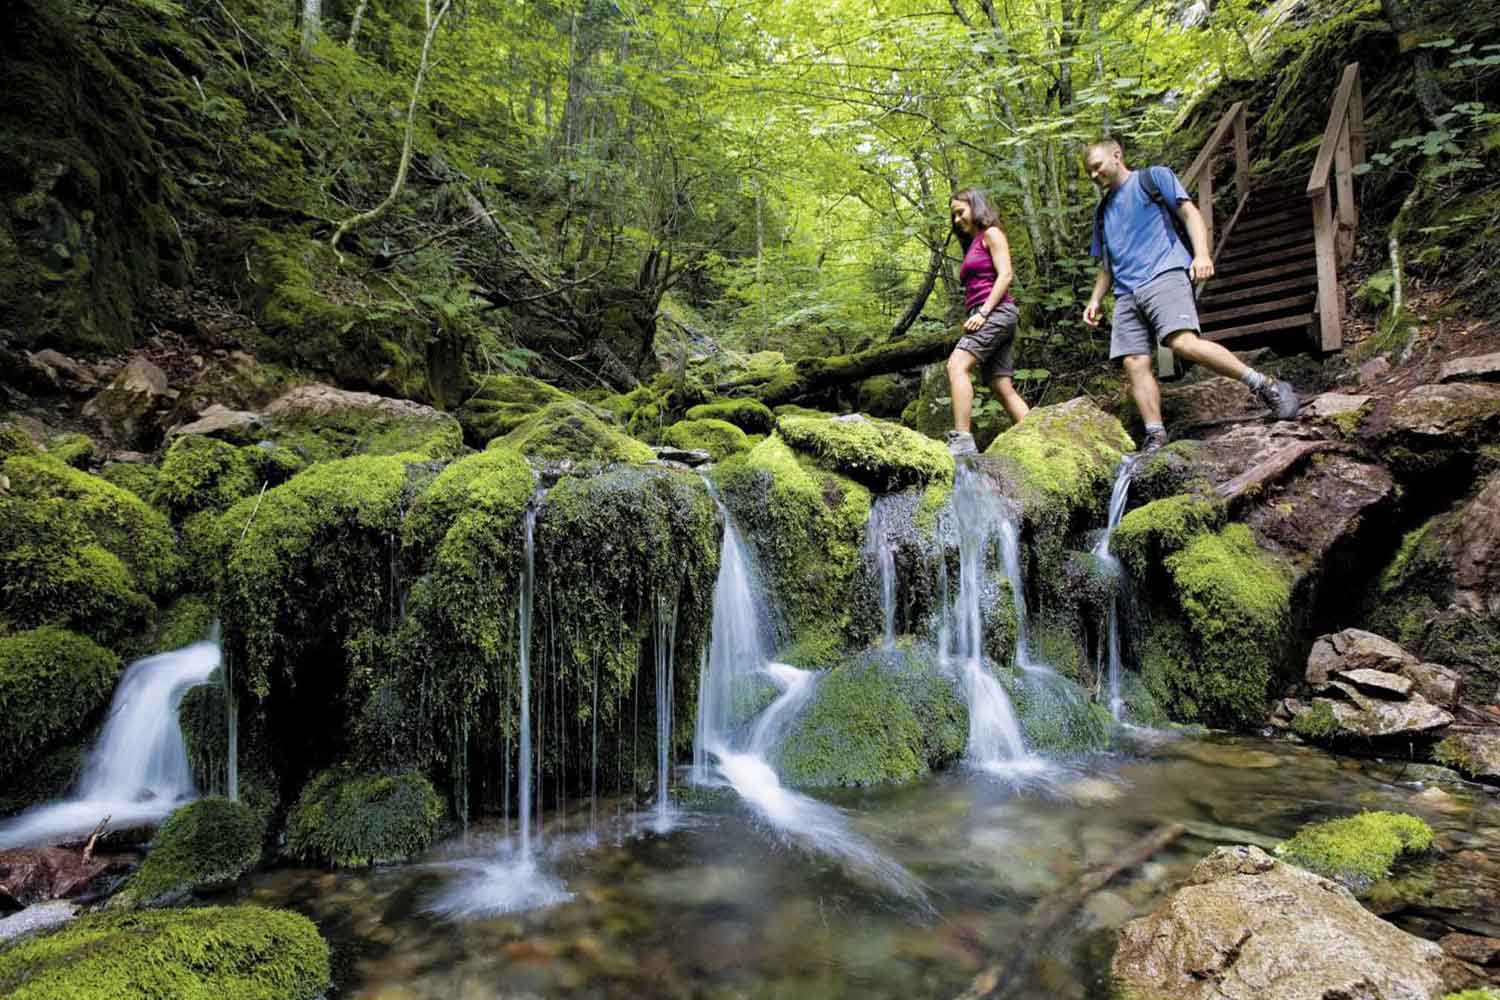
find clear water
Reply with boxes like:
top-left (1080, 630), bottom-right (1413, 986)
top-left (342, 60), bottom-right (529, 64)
top-left (237, 733), bottom-right (1500, 999)
top-left (0, 640), bottom-right (220, 847)
top-left (1092, 461), bottom-right (1135, 721)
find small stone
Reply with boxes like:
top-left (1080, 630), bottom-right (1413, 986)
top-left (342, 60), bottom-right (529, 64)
top-left (166, 404), bottom-right (264, 441)
top-left (1063, 777), bottom-right (1123, 805)
top-left (1334, 667), bottom-right (1414, 699)
top-left (1306, 393), bottom-right (1371, 417)
top-left (1439, 351), bottom-right (1500, 384)
top-left (651, 446), bottom-right (712, 467)
top-left (1359, 356), bottom-right (1392, 384)
top-left (1406, 661), bottom-right (1462, 708)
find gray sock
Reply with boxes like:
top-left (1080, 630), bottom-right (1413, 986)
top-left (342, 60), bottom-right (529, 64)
top-left (1144, 422), bottom-right (1165, 436)
top-left (1240, 369), bottom-right (1267, 391)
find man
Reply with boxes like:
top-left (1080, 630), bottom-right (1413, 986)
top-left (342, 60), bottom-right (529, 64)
top-left (1081, 137), bottom-right (1299, 453)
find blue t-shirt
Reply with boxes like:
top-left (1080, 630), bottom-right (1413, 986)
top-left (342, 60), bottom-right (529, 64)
top-left (1089, 166), bottom-right (1194, 294)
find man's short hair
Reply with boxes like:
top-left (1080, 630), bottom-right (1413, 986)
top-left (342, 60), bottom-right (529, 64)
top-left (1085, 136), bottom-right (1122, 157)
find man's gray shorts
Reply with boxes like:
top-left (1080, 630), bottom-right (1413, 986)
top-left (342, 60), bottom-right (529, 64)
top-left (1109, 269), bottom-right (1200, 360)
top-left (954, 301), bottom-right (1020, 379)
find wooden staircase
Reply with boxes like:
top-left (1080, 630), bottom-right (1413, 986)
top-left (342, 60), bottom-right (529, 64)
top-left (1156, 63), bottom-right (1366, 376)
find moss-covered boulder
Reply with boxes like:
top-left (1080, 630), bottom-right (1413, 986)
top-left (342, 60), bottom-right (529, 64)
top-left (152, 435), bottom-right (277, 519)
top-left (599, 384), bottom-right (669, 442)
top-left (984, 397), bottom-right (1134, 529)
top-left (456, 374), bottom-right (573, 445)
top-left (661, 417), bottom-right (752, 462)
top-left (496, 398), bottom-right (654, 466)
top-left (855, 373), bottom-right (913, 419)
top-left (46, 431), bottom-right (98, 469)
top-left (1275, 811), bottom-right (1434, 893)
top-left (714, 437), bottom-right (871, 645)
top-left (0, 627), bottom-right (120, 784)
top-left (1145, 524), bottom-right (1294, 727)
top-left (113, 798), bottom-right (264, 907)
top-left (285, 767), bottom-right (443, 867)
top-left (777, 413), bottom-right (953, 493)
top-left (684, 397), bottom-right (776, 434)
top-left (0, 906), bottom-right (330, 1000)
top-left (258, 383), bottom-right (463, 462)
top-left (901, 362), bottom-right (1013, 450)
top-left (1433, 732), bottom-right (1500, 785)
top-left (97, 459), bottom-right (159, 502)
top-left (1001, 665), bottom-right (1114, 755)
top-left (0, 740), bottom-right (83, 817)
top-left (1377, 382), bottom-right (1500, 480)
top-left (777, 652), bottom-right (966, 786)
top-left (1113, 494), bottom-right (1226, 577)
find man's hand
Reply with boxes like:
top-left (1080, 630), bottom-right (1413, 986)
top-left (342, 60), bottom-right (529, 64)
top-left (1083, 300), bottom-right (1102, 328)
top-left (1190, 254), bottom-right (1215, 282)
top-left (963, 312), bottom-right (986, 333)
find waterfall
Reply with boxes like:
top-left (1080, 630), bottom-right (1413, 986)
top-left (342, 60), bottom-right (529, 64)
top-left (653, 594), bottom-right (678, 832)
top-left (692, 514), bottom-right (768, 778)
top-left (1093, 460), bottom-right (1134, 721)
top-left (863, 499), bottom-right (898, 650)
top-left (0, 640), bottom-right (220, 848)
top-left (517, 504), bottom-right (536, 857)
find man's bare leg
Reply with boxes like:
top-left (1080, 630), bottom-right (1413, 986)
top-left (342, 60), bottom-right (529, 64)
top-left (1122, 354), bottom-right (1161, 425)
top-left (1166, 330), bottom-right (1301, 419)
top-left (989, 375), bottom-right (1030, 424)
top-left (946, 349), bottom-right (980, 433)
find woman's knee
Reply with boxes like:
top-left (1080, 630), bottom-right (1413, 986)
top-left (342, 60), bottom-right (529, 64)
top-left (947, 351), bottom-right (975, 379)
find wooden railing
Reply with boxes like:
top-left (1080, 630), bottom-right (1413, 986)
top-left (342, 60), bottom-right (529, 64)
top-left (1158, 101), bottom-right (1250, 375)
top-left (1307, 63), bottom-right (1366, 351)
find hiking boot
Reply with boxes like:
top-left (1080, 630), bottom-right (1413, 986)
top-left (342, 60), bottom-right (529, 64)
top-left (946, 430), bottom-right (978, 457)
top-left (1254, 378), bottom-right (1301, 420)
top-left (1141, 428), bottom-right (1168, 455)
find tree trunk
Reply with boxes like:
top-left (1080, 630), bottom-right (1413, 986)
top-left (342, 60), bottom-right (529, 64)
top-left (729, 326), bottom-right (960, 406)
top-left (1381, 0), bottom-right (1446, 125)
top-left (329, 0), bottom-right (454, 259)
top-left (345, 0), bottom-right (368, 49)
top-left (299, 0), bottom-right (320, 55)
top-left (888, 238), bottom-right (946, 339)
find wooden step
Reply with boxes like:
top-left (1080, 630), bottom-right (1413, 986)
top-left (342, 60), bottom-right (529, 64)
top-left (1218, 232), bottom-right (1313, 266)
top-left (1247, 193), bottom-right (1311, 214)
top-left (1199, 276), bottom-right (1318, 308)
top-left (1200, 293), bottom-right (1316, 327)
top-left (1202, 258), bottom-right (1318, 294)
top-left (1200, 312), bottom-right (1314, 343)
top-left (1231, 209), bottom-right (1308, 241)
top-left (1214, 244), bottom-right (1316, 280)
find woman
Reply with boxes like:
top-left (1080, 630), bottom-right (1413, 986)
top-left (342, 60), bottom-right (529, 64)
top-left (945, 187), bottom-right (1029, 456)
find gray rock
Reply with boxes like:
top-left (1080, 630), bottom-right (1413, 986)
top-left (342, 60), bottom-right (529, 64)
top-left (1439, 351), bottom-right (1500, 384)
top-left (1111, 845), bottom-right (1446, 1000)
top-left (1454, 473), bottom-right (1500, 616)
top-left (652, 446), bottom-right (712, 467)
top-left (1334, 667), bottom-right (1414, 699)
top-left (0, 900), bottom-right (77, 944)
top-left (1327, 696), bottom-right (1453, 738)
top-left (1308, 629), bottom-right (1419, 689)
top-left (1385, 382), bottom-right (1500, 440)
top-left (82, 356), bottom-right (171, 448)
top-left (167, 403), bottom-right (264, 442)
top-left (1406, 661), bottom-right (1462, 708)
top-left (1437, 731), bottom-right (1500, 784)
top-left (1305, 392), bottom-right (1371, 418)
top-left (29, 349), bottom-right (98, 394)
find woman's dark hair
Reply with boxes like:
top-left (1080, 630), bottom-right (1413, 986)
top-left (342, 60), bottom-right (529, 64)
top-left (950, 186), bottom-right (1001, 248)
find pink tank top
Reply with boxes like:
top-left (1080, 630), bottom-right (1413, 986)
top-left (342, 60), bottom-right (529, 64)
top-left (959, 230), bottom-right (1015, 311)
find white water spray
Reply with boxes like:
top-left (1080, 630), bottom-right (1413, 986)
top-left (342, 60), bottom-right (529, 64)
top-left (653, 595), bottom-right (678, 832)
top-left (0, 640), bottom-right (220, 848)
top-left (1093, 460), bottom-right (1134, 720)
top-left (864, 499), bottom-right (899, 650)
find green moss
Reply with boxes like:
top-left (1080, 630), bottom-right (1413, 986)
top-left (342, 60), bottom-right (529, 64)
top-left (0, 422), bottom-right (39, 459)
top-left (153, 435), bottom-right (260, 519)
top-left (599, 385), bottom-right (668, 442)
top-left (115, 798), bottom-right (264, 907)
top-left (456, 374), bottom-right (572, 445)
top-left (776, 630), bottom-right (845, 670)
top-left (714, 437), bottom-right (872, 642)
top-left (1128, 441), bottom-right (1207, 504)
top-left (777, 653), bottom-right (966, 787)
top-left (855, 374), bottom-right (912, 418)
top-left (914, 479), bottom-right (953, 541)
top-left (1001, 667), bottom-right (1113, 755)
top-left (0, 627), bottom-right (120, 784)
top-left (3, 452), bottom-right (180, 596)
top-left (286, 767), bottom-right (443, 867)
top-left (684, 398), bottom-right (775, 434)
top-left (1113, 494), bottom-right (1226, 577)
top-left (0, 741), bottom-right (82, 816)
top-left (1291, 699), bottom-right (1339, 741)
top-left (46, 432), bottom-right (98, 468)
top-left (403, 447), bottom-right (534, 564)
top-left (661, 417), bottom-right (751, 461)
top-left (0, 906), bottom-right (330, 1000)
top-left (1443, 990), bottom-right (1500, 1000)
top-left (496, 398), bottom-right (654, 465)
top-left (179, 679), bottom-right (228, 793)
top-left (776, 413), bottom-right (953, 493)
top-left (156, 594), bottom-right (217, 651)
top-left (97, 460), bottom-right (159, 501)
top-left (1159, 525), bottom-right (1293, 727)
top-left (985, 398), bottom-right (1134, 522)
top-left (263, 396), bottom-right (463, 465)
top-left (1275, 811), bottom-right (1434, 893)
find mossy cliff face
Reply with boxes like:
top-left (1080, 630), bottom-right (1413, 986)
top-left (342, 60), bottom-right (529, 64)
top-left (714, 436), bottom-right (872, 648)
top-left (0, 627), bottom-right (120, 785)
top-left (112, 797), bottom-right (264, 908)
top-left (776, 651), bottom-right (967, 787)
top-left (285, 767), bottom-right (442, 867)
top-left (0, 906), bottom-right (330, 1000)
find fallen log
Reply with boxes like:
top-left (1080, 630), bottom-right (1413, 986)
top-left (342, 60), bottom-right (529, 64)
top-left (1216, 440), bottom-right (1355, 515)
top-left (954, 821), bottom-right (1187, 1000)
top-left (727, 327), bottom-right (959, 406)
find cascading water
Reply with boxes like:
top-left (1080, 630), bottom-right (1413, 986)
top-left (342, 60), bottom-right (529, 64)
top-left (652, 595), bottom-right (678, 832)
top-left (0, 639), bottom-right (220, 848)
top-left (1093, 460), bottom-right (1135, 720)
top-left (947, 464), bottom-right (1029, 769)
top-left (692, 513), bottom-right (768, 778)
top-left (428, 502), bottom-right (570, 918)
top-left (863, 499), bottom-right (899, 650)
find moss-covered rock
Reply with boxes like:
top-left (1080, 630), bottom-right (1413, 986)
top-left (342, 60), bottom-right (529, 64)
top-left (97, 460), bottom-right (158, 501)
top-left (661, 417), bottom-right (751, 462)
top-left (777, 652), bottom-right (966, 786)
top-left (1001, 666), bottom-right (1113, 755)
top-left (285, 767), bottom-right (443, 867)
top-left (1146, 525), bottom-right (1294, 727)
top-left (46, 431), bottom-right (98, 468)
top-left (0, 906), bottom-right (330, 1000)
top-left (156, 594), bottom-right (217, 652)
top-left (1275, 811), bottom-right (1434, 893)
top-left (1127, 440), bottom-right (1208, 504)
top-left (456, 374), bottom-right (573, 445)
top-left (152, 435), bottom-right (260, 519)
top-left (0, 627), bottom-right (120, 784)
top-left (0, 740), bottom-right (83, 817)
top-left (113, 798), bottom-right (264, 907)
top-left (1113, 494), bottom-right (1226, 577)
top-left (777, 413), bottom-right (953, 493)
top-left (714, 436), bottom-right (872, 645)
top-left (0, 421), bottom-right (40, 459)
top-left (984, 397), bottom-right (1134, 526)
top-left (684, 397), bottom-right (776, 434)
top-left (599, 385), bottom-right (669, 442)
top-left (496, 398), bottom-right (654, 466)
top-left (258, 383), bottom-right (463, 463)
top-left (855, 373), bottom-right (913, 419)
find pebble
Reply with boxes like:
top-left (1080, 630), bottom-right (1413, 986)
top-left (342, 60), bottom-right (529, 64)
top-left (0, 901), bottom-right (76, 944)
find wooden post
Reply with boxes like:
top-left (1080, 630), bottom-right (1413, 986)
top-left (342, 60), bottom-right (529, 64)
top-left (1234, 106), bottom-right (1250, 205)
top-left (1312, 189), bottom-right (1342, 352)
top-left (1349, 67), bottom-right (1367, 168)
top-left (1335, 119), bottom-right (1356, 264)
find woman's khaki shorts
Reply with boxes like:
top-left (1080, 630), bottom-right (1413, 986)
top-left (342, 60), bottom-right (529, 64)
top-left (954, 301), bottom-right (1019, 379)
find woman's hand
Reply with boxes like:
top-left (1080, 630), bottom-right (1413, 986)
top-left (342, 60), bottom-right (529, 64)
top-left (963, 312), bottom-right (986, 332)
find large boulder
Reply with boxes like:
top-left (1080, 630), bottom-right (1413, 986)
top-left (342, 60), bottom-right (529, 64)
top-left (1454, 474), bottom-right (1500, 616)
top-left (258, 383), bottom-right (463, 461)
top-left (0, 629), bottom-right (120, 786)
top-left (455, 374), bottom-right (573, 445)
top-left (777, 413), bottom-right (952, 493)
top-left (285, 768), bottom-right (442, 868)
top-left (661, 418), bottom-right (752, 462)
top-left (494, 398), bottom-right (654, 467)
top-left (1111, 845), bottom-right (1446, 1000)
top-left (110, 798), bottom-right (263, 908)
top-left (1293, 629), bottom-right (1458, 744)
top-left (983, 396), bottom-right (1133, 530)
top-left (1376, 382), bottom-right (1500, 479)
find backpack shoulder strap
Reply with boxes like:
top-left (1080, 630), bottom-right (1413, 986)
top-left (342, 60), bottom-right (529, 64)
top-left (1142, 166), bottom-right (1194, 251)
top-left (1093, 190), bottom-right (1114, 259)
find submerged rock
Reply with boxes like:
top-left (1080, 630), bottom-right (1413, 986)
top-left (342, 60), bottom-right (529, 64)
top-left (1111, 845), bottom-right (1446, 1000)
top-left (1274, 810), bottom-right (1434, 893)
